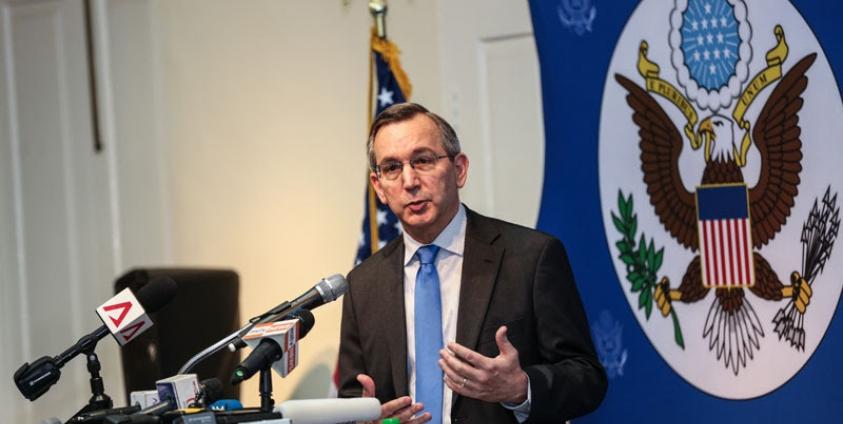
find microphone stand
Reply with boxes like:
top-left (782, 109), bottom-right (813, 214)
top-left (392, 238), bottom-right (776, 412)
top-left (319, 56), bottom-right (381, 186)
top-left (66, 340), bottom-right (113, 422)
top-left (179, 325), bottom-right (253, 374)
top-left (259, 367), bottom-right (274, 413)
top-left (179, 301), bottom-right (292, 373)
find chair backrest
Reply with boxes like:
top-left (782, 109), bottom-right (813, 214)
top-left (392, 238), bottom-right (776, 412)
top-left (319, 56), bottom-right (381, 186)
top-left (115, 268), bottom-right (241, 402)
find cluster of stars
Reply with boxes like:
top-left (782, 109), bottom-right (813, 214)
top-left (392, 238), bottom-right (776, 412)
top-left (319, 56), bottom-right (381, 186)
top-left (681, 1), bottom-right (740, 88)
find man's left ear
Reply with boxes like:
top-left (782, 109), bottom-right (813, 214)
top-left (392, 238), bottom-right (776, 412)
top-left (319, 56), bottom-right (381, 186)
top-left (454, 153), bottom-right (469, 188)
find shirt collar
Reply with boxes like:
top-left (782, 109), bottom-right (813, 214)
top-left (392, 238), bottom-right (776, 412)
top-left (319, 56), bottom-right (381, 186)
top-left (403, 204), bottom-right (467, 266)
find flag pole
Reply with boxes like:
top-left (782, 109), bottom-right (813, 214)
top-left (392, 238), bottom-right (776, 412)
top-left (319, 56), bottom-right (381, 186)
top-left (366, 0), bottom-right (387, 254)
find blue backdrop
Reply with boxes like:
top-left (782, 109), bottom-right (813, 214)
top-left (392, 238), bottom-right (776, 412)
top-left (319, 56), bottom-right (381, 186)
top-left (529, 1), bottom-right (843, 421)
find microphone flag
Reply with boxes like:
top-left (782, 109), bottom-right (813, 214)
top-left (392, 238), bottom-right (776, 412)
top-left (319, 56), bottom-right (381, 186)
top-left (156, 374), bottom-right (200, 410)
top-left (242, 318), bottom-right (300, 377)
top-left (95, 287), bottom-right (154, 345)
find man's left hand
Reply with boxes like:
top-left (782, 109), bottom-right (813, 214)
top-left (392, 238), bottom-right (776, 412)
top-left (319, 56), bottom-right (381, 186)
top-left (439, 326), bottom-right (529, 404)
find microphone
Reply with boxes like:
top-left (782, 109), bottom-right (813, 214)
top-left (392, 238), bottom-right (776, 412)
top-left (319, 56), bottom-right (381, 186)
top-left (230, 309), bottom-right (315, 384)
top-left (135, 374), bottom-right (205, 416)
top-left (129, 390), bottom-right (159, 409)
top-left (276, 398), bottom-right (381, 424)
top-left (13, 277), bottom-right (177, 401)
top-left (179, 274), bottom-right (346, 374)
top-left (252, 274), bottom-right (347, 324)
top-left (228, 307), bottom-right (316, 352)
top-left (189, 377), bottom-right (224, 408)
top-left (102, 378), bottom-right (219, 423)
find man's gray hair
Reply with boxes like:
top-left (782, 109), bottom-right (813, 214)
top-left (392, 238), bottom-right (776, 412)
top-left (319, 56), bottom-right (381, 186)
top-left (367, 102), bottom-right (461, 169)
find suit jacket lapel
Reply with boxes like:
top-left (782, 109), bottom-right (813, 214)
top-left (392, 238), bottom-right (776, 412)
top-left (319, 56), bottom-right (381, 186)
top-left (453, 210), bottom-right (504, 407)
top-left (456, 209), bottom-right (503, 350)
top-left (380, 237), bottom-right (409, 397)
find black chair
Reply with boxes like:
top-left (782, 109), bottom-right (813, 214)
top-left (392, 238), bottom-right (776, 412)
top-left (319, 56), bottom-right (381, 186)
top-left (115, 268), bottom-right (241, 402)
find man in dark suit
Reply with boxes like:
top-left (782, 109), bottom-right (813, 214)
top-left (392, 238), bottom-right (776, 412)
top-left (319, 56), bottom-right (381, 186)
top-left (338, 103), bottom-right (606, 423)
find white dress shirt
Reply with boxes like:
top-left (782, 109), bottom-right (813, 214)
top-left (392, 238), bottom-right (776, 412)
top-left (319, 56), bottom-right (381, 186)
top-left (402, 205), bottom-right (530, 424)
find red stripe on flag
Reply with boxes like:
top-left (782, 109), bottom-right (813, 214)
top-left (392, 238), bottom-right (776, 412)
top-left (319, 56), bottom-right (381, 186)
top-left (717, 219), bottom-right (726, 287)
top-left (709, 220), bottom-right (718, 286)
top-left (728, 219), bottom-right (737, 286)
top-left (734, 219), bottom-right (745, 284)
top-left (706, 220), bottom-right (715, 287)
top-left (700, 221), bottom-right (711, 285)
top-left (703, 221), bottom-right (714, 286)
top-left (710, 220), bottom-right (719, 287)
top-left (742, 218), bottom-right (752, 284)
top-left (724, 219), bottom-right (731, 286)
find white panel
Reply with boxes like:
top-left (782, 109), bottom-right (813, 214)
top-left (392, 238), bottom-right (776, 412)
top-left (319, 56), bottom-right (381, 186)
top-left (437, 0), bottom-right (544, 227)
top-left (103, 0), bottom-right (170, 268)
top-left (0, 3), bottom-right (29, 419)
top-left (8, 1), bottom-right (87, 418)
top-left (11, 0), bottom-right (78, 349)
top-left (0, 0), bottom-right (115, 421)
top-left (479, 34), bottom-right (544, 227)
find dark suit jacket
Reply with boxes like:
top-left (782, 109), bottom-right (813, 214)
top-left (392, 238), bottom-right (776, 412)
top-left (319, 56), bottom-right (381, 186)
top-left (338, 208), bottom-right (607, 423)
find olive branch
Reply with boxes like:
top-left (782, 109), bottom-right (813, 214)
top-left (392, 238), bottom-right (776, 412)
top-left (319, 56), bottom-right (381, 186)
top-left (611, 190), bottom-right (685, 349)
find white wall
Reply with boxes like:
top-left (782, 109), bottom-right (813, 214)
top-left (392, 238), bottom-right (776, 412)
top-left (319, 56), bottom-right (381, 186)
top-left (148, 0), bottom-right (444, 405)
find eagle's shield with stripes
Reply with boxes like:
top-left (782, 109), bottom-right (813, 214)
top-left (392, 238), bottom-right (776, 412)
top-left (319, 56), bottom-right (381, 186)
top-left (696, 184), bottom-right (755, 288)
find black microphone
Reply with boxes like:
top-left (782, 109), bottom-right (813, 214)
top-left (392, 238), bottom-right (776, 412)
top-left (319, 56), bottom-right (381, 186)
top-left (230, 309), bottom-right (315, 385)
top-left (179, 274), bottom-right (346, 374)
top-left (226, 275), bottom-right (346, 352)
top-left (190, 377), bottom-right (224, 408)
top-left (252, 274), bottom-right (347, 324)
top-left (13, 277), bottom-right (177, 401)
top-left (228, 307), bottom-right (320, 353)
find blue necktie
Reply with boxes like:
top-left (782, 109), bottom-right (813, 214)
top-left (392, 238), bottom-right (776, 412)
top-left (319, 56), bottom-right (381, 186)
top-left (415, 244), bottom-right (443, 424)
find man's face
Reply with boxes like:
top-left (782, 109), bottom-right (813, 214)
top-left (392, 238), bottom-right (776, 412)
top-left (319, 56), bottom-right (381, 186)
top-left (370, 114), bottom-right (468, 244)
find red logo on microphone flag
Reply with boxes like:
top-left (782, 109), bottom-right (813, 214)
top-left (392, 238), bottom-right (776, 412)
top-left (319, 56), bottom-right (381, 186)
top-left (114, 314), bottom-right (153, 346)
top-left (120, 321), bottom-right (146, 343)
top-left (103, 301), bottom-right (132, 327)
top-left (286, 344), bottom-right (298, 375)
top-left (696, 184), bottom-right (755, 288)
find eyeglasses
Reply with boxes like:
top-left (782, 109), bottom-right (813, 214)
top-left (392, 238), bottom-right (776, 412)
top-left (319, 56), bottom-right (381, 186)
top-left (374, 153), bottom-right (452, 181)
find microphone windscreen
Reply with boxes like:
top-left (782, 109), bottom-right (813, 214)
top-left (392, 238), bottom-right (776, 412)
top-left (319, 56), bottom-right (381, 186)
top-left (276, 398), bottom-right (380, 424)
top-left (323, 274), bottom-right (348, 301)
top-left (200, 378), bottom-right (224, 404)
top-left (135, 276), bottom-right (177, 312)
top-left (288, 308), bottom-right (316, 337)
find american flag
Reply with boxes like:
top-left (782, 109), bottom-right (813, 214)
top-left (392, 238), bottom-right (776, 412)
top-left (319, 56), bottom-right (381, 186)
top-left (354, 35), bottom-right (412, 266)
top-left (331, 32), bottom-right (413, 397)
top-left (696, 184), bottom-right (755, 288)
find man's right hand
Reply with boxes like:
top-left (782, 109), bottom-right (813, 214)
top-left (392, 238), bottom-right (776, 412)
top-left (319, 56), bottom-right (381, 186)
top-left (356, 374), bottom-right (432, 424)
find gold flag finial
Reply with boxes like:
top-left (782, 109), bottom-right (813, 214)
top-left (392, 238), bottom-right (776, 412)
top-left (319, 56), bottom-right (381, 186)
top-left (369, 0), bottom-right (387, 39)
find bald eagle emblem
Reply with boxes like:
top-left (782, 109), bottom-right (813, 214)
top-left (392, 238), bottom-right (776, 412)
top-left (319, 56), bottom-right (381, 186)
top-left (602, 0), bottom-right (842, 386)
